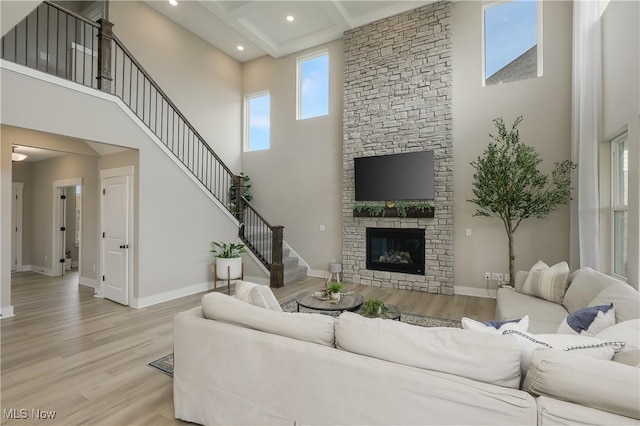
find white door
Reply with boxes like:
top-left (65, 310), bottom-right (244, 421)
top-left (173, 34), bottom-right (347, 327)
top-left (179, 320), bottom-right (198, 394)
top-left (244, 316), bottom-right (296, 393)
top-left (11, 187), bottom-right (17, 272)
top-left (103, 176), bottom-right (129, 305)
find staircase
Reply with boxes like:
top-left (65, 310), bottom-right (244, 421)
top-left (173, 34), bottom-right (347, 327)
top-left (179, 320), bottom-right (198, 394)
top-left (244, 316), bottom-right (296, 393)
top-left (243, 226), bottom-right (307, 284)
top-left (1, 1), bottom-right (304, 288)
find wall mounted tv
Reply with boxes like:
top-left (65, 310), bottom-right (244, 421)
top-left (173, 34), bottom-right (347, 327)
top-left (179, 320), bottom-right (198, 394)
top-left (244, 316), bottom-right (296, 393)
top-left (354, 150), bottom-right (435, 201)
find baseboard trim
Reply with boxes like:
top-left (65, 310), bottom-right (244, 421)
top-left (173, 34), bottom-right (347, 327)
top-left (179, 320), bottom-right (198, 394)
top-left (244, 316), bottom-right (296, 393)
top-left (79, 277), bottom-right (99, 289)
top-left (308, 269), bottom-right (329, 279)
top-left (454, 286), bottom-right (497, 299)
top-left (0, 306), bottom-right (15, 319)
top-left (30, 267), bottom-right (55, 277)
top-left (244, 275), bottom-right (270, 286)
top-left (16, 264), bottom-right (31, 272)
top-left (130, 281), bottom-right (215, 309)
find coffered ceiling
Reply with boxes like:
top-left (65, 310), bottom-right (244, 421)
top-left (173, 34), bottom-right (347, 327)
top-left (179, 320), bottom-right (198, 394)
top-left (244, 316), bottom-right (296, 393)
top-left (144, 1), bottom-right (434, 62)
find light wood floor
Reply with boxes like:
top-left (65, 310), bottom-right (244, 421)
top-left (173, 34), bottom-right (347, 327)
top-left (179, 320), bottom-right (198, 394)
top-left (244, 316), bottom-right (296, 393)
top-left (1, 271), bottom-right (495, 425)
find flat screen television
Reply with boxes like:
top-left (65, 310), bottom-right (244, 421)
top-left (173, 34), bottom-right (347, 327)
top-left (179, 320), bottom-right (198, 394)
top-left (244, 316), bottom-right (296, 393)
top-left (354, 150), bottom-right (434, 201)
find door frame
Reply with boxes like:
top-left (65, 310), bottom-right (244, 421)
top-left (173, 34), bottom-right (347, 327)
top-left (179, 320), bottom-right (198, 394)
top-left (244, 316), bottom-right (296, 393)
top-left (52, 178), bottom-right (82, 277)
top-left (11, 182), bottom-right (24, 272)
top-left (98, 166), bottom-right (135, 303)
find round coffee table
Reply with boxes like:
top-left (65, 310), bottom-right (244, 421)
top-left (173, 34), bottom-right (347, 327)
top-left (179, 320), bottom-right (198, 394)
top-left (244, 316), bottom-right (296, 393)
top-left (294, 291), bottom-right (364, 313)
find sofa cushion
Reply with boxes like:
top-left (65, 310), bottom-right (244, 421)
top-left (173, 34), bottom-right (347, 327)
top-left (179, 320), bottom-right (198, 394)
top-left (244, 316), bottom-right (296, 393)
top-left (562, 267), bottom-right (623, 314)
top-left (335, 312), bottom-right (522, 388)
top-left (556, 304), bottom-right (615, 336)
top-left (521, 261), bottom-right (570, 304)
top-left (201, 292), bottom-right (335, 347)
top-left (596, 319), bottom-right (640, 367)
top-left (588, 283), bottom-right (640, 323)
top-left (503, 331), bottom-right (619, 375)
top-left (523, 350), bottom-right (640, 420)
top-left (462, 316), bottom-right (529, 334)
top-left (234, 280), bottom-right (282, 312)
top-left (495, 287), bottom-right (568, 333)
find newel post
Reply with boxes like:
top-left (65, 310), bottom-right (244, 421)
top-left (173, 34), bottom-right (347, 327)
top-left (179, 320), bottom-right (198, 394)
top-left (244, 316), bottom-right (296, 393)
top-left (96, 18), bottom-right (114, 93)
top-left (270, 226), bottom-right (284, 288)
top-left (235, 174), bottom-right (245, 233)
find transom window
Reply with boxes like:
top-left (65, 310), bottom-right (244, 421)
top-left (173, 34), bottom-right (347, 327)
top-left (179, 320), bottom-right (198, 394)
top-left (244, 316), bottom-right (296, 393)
top-left (483, 0), bottom-right (542, 86)
top-left (245, 91), bottom-right (270, 152)
top-left (297, 50), bottom-right (329, 120)
top-left (611, 133), bottom-right (628, 279)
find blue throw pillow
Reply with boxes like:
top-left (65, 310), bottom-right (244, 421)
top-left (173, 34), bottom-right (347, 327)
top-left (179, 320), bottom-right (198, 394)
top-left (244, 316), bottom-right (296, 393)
top-left (557, 304), bottom-right (615, 336)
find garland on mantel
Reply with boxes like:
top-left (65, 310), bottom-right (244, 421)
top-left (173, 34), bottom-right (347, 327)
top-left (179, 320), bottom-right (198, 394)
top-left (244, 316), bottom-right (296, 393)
top-left (353, 201), bottom-right (434, 218)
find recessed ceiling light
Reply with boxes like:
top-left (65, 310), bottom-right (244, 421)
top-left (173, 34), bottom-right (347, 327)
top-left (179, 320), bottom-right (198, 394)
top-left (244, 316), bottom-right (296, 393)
top-left (286, 15), bottom-right (295, 22)
top-left (237, 45), bottom-right (245, 51)
top-left (169, 0), bottom-right (178, 6)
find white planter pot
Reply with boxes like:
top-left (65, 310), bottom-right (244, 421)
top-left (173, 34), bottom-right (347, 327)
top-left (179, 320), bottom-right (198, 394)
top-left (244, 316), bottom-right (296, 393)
top-left (216, 257), bottom-right (242, 279)
top-left (330, 291), bottom-right (341, 301)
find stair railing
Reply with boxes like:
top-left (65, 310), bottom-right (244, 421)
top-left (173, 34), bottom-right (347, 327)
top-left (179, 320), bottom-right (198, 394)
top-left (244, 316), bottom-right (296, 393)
top-left (0, 1), bottom-right (285, 287)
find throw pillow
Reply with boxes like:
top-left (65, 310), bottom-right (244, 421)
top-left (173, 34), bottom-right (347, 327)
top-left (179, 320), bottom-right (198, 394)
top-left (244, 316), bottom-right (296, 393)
top-left (596, 319), bottom-right (640, 367)
top-left (503, 330), bottom-right (622, 376)
top-left (557, 304), bottom-right (615, 336)
top-left (462, 316), bottom-right (529, 334)
top-left (521, 261), bottom-right (570, 304)
top-left (234, 280), bottom-right (282, 312)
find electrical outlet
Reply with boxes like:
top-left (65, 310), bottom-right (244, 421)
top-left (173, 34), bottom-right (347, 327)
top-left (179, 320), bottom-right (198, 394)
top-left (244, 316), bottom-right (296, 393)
top-left (505, 273), bottom-right (510, 282)
top-left (210, 265), bottom-right (215, 273)
top-left (496, 273), bottom-right (504, 281)
top-left (492, 272), bottom-right (504, 281)
top-left (45, 255), bottom-right (48, 262)
top-left (484, 272), bottom-right (491, 280)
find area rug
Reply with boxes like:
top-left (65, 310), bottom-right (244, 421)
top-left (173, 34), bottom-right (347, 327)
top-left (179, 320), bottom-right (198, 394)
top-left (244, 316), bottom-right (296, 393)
top-left (148, 301), bottom-right (461, 377)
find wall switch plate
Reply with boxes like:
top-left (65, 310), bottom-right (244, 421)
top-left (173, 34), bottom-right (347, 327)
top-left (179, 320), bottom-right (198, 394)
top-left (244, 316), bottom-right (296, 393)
top-left (465, 228), bottom-right (472, 236)
top-left (505, 273), bottom-right (510, 282)
top-left (319, 225), bottom-right (326, 232)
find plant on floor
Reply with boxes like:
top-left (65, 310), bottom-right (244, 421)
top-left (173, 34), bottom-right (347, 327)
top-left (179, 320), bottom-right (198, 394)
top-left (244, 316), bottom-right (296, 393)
top-left (468, 116), bottom-right (576, 286)
top-left (360, 298), bottom-right (389, 317)
top-left (210, 241), bottom-right (246, 258)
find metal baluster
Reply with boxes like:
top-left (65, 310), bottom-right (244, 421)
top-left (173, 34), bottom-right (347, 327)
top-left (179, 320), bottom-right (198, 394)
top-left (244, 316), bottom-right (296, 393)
top-left (35, 6), bottom-right (39, 70)
top-left (55, 8), bottom-right (59, 76)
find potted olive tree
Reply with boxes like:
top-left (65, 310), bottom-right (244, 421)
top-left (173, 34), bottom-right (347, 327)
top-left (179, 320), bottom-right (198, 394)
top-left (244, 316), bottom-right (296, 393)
top-left (210, 241), bottom-right (246, 280)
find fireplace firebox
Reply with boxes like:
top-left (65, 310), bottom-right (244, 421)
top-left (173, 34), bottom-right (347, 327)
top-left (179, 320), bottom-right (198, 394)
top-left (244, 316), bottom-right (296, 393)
top-left (366, 228), bottom-right (425, 275)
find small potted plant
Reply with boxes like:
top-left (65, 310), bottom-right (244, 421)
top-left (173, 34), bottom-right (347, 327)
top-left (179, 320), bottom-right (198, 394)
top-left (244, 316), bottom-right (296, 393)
top-left (327, 282), bottom-right (344, 301)
top-left (210, 241), bottom-right (246, 280)
top-left (360, 298), bottom-right (388, 317)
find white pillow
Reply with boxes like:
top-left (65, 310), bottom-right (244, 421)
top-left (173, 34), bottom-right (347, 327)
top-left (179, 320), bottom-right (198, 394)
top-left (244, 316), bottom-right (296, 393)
top-left (234, 280), bottom-right (282, 312)
top-left (462, 316), bottom-right (529, 334)
top-left (521, 261), bottom-right (570, 303)
top-left (596, 319), bottom-right (640, 367)
top-left (503, 330), bottom-right (621, 376)
top-left (557, 304), bottom-right (615, 336)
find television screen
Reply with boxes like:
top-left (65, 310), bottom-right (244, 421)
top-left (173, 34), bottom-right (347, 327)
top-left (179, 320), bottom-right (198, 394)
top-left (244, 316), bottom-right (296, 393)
top-left (354, 150), bottom-right (434, 201)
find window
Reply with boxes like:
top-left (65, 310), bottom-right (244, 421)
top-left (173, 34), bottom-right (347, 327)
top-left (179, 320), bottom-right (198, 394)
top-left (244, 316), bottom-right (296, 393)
top-left (297, 50), bottom-right (329, 120)
top-left (245, 92), bottom-right (270, 151)
top-left (611, 133), bottom-right (628, 279)
top-left (483, 0), bottom-right (541, 86)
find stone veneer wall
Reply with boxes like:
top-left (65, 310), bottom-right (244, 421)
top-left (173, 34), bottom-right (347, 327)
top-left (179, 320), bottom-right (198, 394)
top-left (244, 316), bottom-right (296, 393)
top-left (342, 1), bottom-right (453, 294)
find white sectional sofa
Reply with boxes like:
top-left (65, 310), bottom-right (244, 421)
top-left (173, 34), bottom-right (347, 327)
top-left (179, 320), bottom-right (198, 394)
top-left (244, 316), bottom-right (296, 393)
top-left (496, 267), bottom-right (640, 333)
top-left (174, 287), bottom-right (640, 425)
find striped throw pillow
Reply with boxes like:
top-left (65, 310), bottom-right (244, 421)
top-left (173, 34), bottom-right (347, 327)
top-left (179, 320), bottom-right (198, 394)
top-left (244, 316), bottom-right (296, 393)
top-left (521, 261), bottom-right (570, 304)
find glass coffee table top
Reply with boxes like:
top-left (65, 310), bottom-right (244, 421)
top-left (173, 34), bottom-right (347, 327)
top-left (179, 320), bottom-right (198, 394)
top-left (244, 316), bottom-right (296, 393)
top-left (357, 303), bottom-right (401, 320)
top-left (294, 291), bottom-right (364, 312)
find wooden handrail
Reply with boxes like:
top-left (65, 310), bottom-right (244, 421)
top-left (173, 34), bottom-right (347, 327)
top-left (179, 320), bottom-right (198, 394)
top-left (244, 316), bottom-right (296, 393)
top-left (43, 1), bottom-right (100, 28)
top-left (111, 34), bottom-right (236, 179)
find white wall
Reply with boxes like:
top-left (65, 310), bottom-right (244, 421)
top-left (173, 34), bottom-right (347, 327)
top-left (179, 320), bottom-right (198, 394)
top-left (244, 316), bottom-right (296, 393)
top-left (600, 0), bottom-right (640, 287)
top-left (1, 64), bottom-right (244, 306)
top-left (242, 40), bottom-right (344, 272)
top-left (109, 1), bottom-right (243, 172)
top-left (451, 1), bottom-right (574, 292)
top-left (0, 1), bottom-right (40, 36)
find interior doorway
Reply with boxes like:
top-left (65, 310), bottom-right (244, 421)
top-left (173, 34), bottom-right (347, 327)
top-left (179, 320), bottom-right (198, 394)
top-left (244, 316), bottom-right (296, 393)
top-left (52, 178), bottom-right (83, 277)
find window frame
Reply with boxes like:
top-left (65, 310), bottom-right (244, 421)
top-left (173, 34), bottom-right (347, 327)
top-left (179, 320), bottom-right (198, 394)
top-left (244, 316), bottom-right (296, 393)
top-left (244, 90), bottom-right (271, 152)
top-left (610, 132), bottom-right (628, 280)
top-left (296, 49), bottom-right (330, 120)
top-left (481, 0), bottom-right (544, 86)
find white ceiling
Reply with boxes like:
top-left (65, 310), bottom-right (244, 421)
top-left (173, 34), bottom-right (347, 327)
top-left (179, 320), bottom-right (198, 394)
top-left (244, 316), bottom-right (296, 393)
top-left (144, 0), bottom-right (434, 62)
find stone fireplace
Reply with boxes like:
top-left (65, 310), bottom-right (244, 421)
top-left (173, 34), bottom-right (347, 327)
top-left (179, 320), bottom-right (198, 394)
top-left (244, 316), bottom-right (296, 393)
top-left (342, 1), bottom-right (454, 294)
top-left (366, 228), bottom-right (425, 275)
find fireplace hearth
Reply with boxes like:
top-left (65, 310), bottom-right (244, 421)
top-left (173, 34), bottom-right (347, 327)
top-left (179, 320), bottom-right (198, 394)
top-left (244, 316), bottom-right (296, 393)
top-left (366, 228), bottom-right (425, 275)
